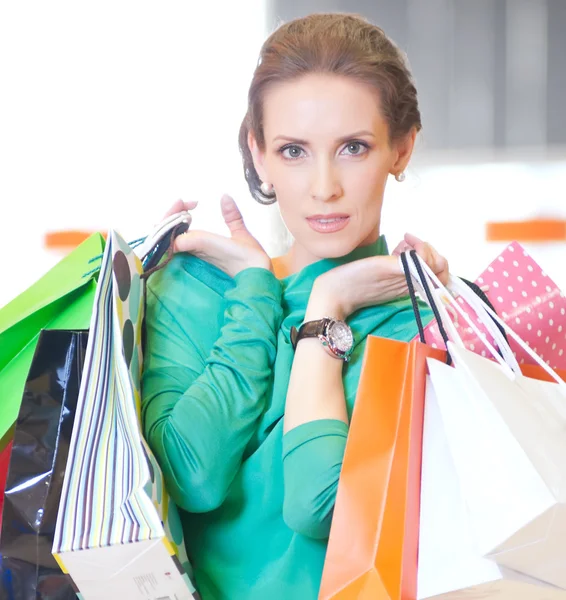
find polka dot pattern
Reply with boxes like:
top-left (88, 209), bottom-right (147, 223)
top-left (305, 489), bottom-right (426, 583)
top-left (122, 319), bottom-right (134, 367)
top-left (112, 251), bottom-right (131, 302)
top-left (421, 242), bottom-right (566, 370)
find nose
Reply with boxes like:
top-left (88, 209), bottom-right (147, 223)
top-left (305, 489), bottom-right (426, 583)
top-left (309, 157), bottom-right (343, 202)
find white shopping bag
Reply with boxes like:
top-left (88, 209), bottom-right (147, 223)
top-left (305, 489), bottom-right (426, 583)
top-left (403, 250), bottom-right (566, 592)
top-left (418, 371), bottom-right (566, 599)
top-left (429, 344), bottom-right (566, 589)
top-left (52, 218), bottom-right (199, 600)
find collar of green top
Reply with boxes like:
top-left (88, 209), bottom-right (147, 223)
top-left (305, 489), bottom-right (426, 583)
top-left (281, 235), bottom-right (388, 287)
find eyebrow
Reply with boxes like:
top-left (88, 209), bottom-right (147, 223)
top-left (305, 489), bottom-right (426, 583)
top-left (272, 130), bottom-right (376, 145)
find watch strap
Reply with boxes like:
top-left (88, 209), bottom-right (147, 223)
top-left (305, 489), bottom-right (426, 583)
top-left (290, 318), bottom-right (330, 350)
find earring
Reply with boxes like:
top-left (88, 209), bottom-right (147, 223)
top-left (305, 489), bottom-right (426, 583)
top-left (395, 172), bottom-right (406, 183)
top-left (257, 181), bottom-right (277, 205)
top-left (260, 181), bottom-right (273, 195)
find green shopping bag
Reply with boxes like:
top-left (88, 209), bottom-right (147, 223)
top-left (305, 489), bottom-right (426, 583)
top-left (0, 234), bottom-right (105, 447)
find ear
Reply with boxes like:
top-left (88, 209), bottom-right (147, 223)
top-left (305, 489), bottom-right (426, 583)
top-left (390, 127), bottom-right (417, 176)
top-left (248, 130), bottom-right (269, 183)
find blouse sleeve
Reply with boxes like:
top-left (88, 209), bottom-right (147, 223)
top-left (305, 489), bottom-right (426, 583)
top-left (142, 258), bottom-right (283, 513)
top-left (282, 419), bottom-right (349, 539)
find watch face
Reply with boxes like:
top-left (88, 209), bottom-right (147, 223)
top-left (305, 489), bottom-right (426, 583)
top-left (327, 320), bottom-right (354, 354)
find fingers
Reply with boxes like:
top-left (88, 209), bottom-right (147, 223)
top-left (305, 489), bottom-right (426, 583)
top-left (414, 241), bottom-right (449, 285)
top-left (403, 232), bottom-right (424, 247)
top-left (173, 229), bottom-right (220, 255)
top-left (391, 240), bottom-right (413, 256)
top-left (392, 233), bottom-right (424, 256)
top-left (396, 232), bottom-right (449, 285)
top-left (220, 194), bottom-right (249, 238)
top-left (173, 229), bottom-right (199, 254)
top-left (182, 199), bottom-right (199, 211)
top-left (163, 199), bottom-right (198, 220)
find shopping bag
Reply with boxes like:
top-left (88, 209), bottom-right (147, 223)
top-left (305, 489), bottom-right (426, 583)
top-left (0, 233), bottom-right (104, 445)
top-left (418, 369), bottom-right (566, 599)
top-left (0, 442), bottom-right (11, 530)
top-left (52, 229), bottom-right (198, 599)
top-left (319, 336), bottom-right (444, 600)
top-left (406, 253), bottom-right (566, 592)
top-left (421, 242), bottom-right (566, 369)
top-left (429, 344), bottom-right (566, 590)
top-left (0, 329), bottom-right (88, 600)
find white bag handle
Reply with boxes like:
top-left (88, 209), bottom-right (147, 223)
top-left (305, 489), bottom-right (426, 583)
top-left (413, 254), bottom-right (566, 391)
top-left (402, 254), bottom-right (467, 349)
top-left (446, 276), bottom-right (520, 366)
top-left (407, 253), bottom-right (520, 371)
top-left (402, 253), bottom-right (516, 375)
top-left (134, 211), bottom-right (191, 261)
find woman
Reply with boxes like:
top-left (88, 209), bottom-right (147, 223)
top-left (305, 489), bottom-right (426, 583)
top-left (142, 12), bottom-right (448, 599)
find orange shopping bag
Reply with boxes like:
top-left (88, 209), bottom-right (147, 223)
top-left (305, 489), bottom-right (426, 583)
top-left (319, 335), bottom-right (445, 600)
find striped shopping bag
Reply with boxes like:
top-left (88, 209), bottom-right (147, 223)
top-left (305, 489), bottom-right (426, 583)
top-left (52, 230), bottom-right (199, 600)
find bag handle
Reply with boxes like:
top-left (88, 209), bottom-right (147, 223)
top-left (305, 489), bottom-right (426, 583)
top-left (414, 255), bottom-right (566, 391)
top-left (459, 278), bottom-right (511, 347)
top-left (135, 211), bottom-right (191, 261)
top-left (401, 251), bottom-right (454, 364)
top-left (402, 251), bottom-right (473, 353)
top-left (402, 252), bottom-right (517, 375)
top-left (404, 252), bottom-right (515, 366)
top-left (141, 221), bottom-right (190, 279)
top-left (400, 251), bottom-right (427, 344)
top-left (445, 275), bottom-right (521, 371)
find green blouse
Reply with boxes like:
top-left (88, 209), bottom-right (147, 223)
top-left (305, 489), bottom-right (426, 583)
top-left (141, 237), bottom-right (427, 600)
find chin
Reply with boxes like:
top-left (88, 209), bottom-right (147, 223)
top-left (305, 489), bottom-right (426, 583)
top-left (305, 234), bottom-right (362, 259)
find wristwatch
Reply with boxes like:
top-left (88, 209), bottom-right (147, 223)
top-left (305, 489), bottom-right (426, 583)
top-left (290, 318), bottom-right (354, 361)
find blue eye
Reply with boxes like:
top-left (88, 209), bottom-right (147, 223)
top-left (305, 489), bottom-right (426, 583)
top-left (341, 141), bottom-right (369, 156)
top-left (280, 145), bottom-right (305, 159)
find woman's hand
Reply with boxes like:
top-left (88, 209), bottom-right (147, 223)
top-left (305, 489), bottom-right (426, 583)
top-left (173, 194), bottom-right (272, 278)
top-left (161, 198), bottom-right (199, 219)
top-left (308, 233), bottom-right (448, 320)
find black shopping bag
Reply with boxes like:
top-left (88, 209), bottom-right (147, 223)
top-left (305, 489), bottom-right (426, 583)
top-left (0, 329), bottom-right (88, 600)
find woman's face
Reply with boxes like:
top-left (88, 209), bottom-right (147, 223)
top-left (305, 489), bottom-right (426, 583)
top-left (249, 74), bottom-right (415, 260)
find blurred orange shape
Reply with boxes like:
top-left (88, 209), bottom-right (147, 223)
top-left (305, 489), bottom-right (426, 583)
top-left (486, 219), bottom-right (566, 242)
top-left (45, 230), bottom-right (107, 250)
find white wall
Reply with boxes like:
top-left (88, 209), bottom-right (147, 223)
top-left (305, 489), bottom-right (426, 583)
top-left (0, 0), bottom-right (278, 309)
top-left (381, 149), bottom-right (566, 290)
top-left (1, 2), bottom-right (565, 309)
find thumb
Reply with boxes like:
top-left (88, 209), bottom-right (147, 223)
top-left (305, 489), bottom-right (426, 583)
top-left (403, 232), bottom-right (424, 248)
top-left (391, 240), bottom-right (412, 256)
top-left (174, 229), bottom-right (207, 254)
top-left (415, 242), bottom-right (449, 285)
top-left (221, 194), bottom-right (250, 238)
top-left (392, 232), bottom-right (423, 256)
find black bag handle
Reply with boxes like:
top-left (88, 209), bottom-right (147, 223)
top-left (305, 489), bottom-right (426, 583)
top-left (400, 250), bottom-right (511, 365)
top-left (400, 251), bottom-right (427, 344)
top-left (459, 277), bottom-right (511, 348)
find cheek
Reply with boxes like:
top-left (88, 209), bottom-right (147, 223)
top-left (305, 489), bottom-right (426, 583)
top-left (270, 160), bottom-right (308, 193)
top-left (343, 157), bottom-right (390, 208)
top-left (265, 159), bottom-right (310, 218)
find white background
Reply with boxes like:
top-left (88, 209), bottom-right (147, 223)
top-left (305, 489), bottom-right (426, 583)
top-left (1, 2), bottom-right (565, 309)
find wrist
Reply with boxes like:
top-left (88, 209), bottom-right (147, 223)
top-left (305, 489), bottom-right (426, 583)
top-left (306, 279), bottom-right (348, 321)
top-left (249, 254), bottom-right (274, 273)
top-left (235, 259), bottom-right (274, 277)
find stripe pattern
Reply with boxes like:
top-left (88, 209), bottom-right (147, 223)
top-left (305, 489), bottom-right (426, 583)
top-left (53, 230), bottom-right (196, 595)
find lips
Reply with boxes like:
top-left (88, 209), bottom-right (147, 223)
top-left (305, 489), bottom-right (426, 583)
top-left (306, 214), bottom-right (350, 234)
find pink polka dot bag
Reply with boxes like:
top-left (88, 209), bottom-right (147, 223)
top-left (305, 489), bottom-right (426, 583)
top-left (418, 242), bottom-right (566, 370)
